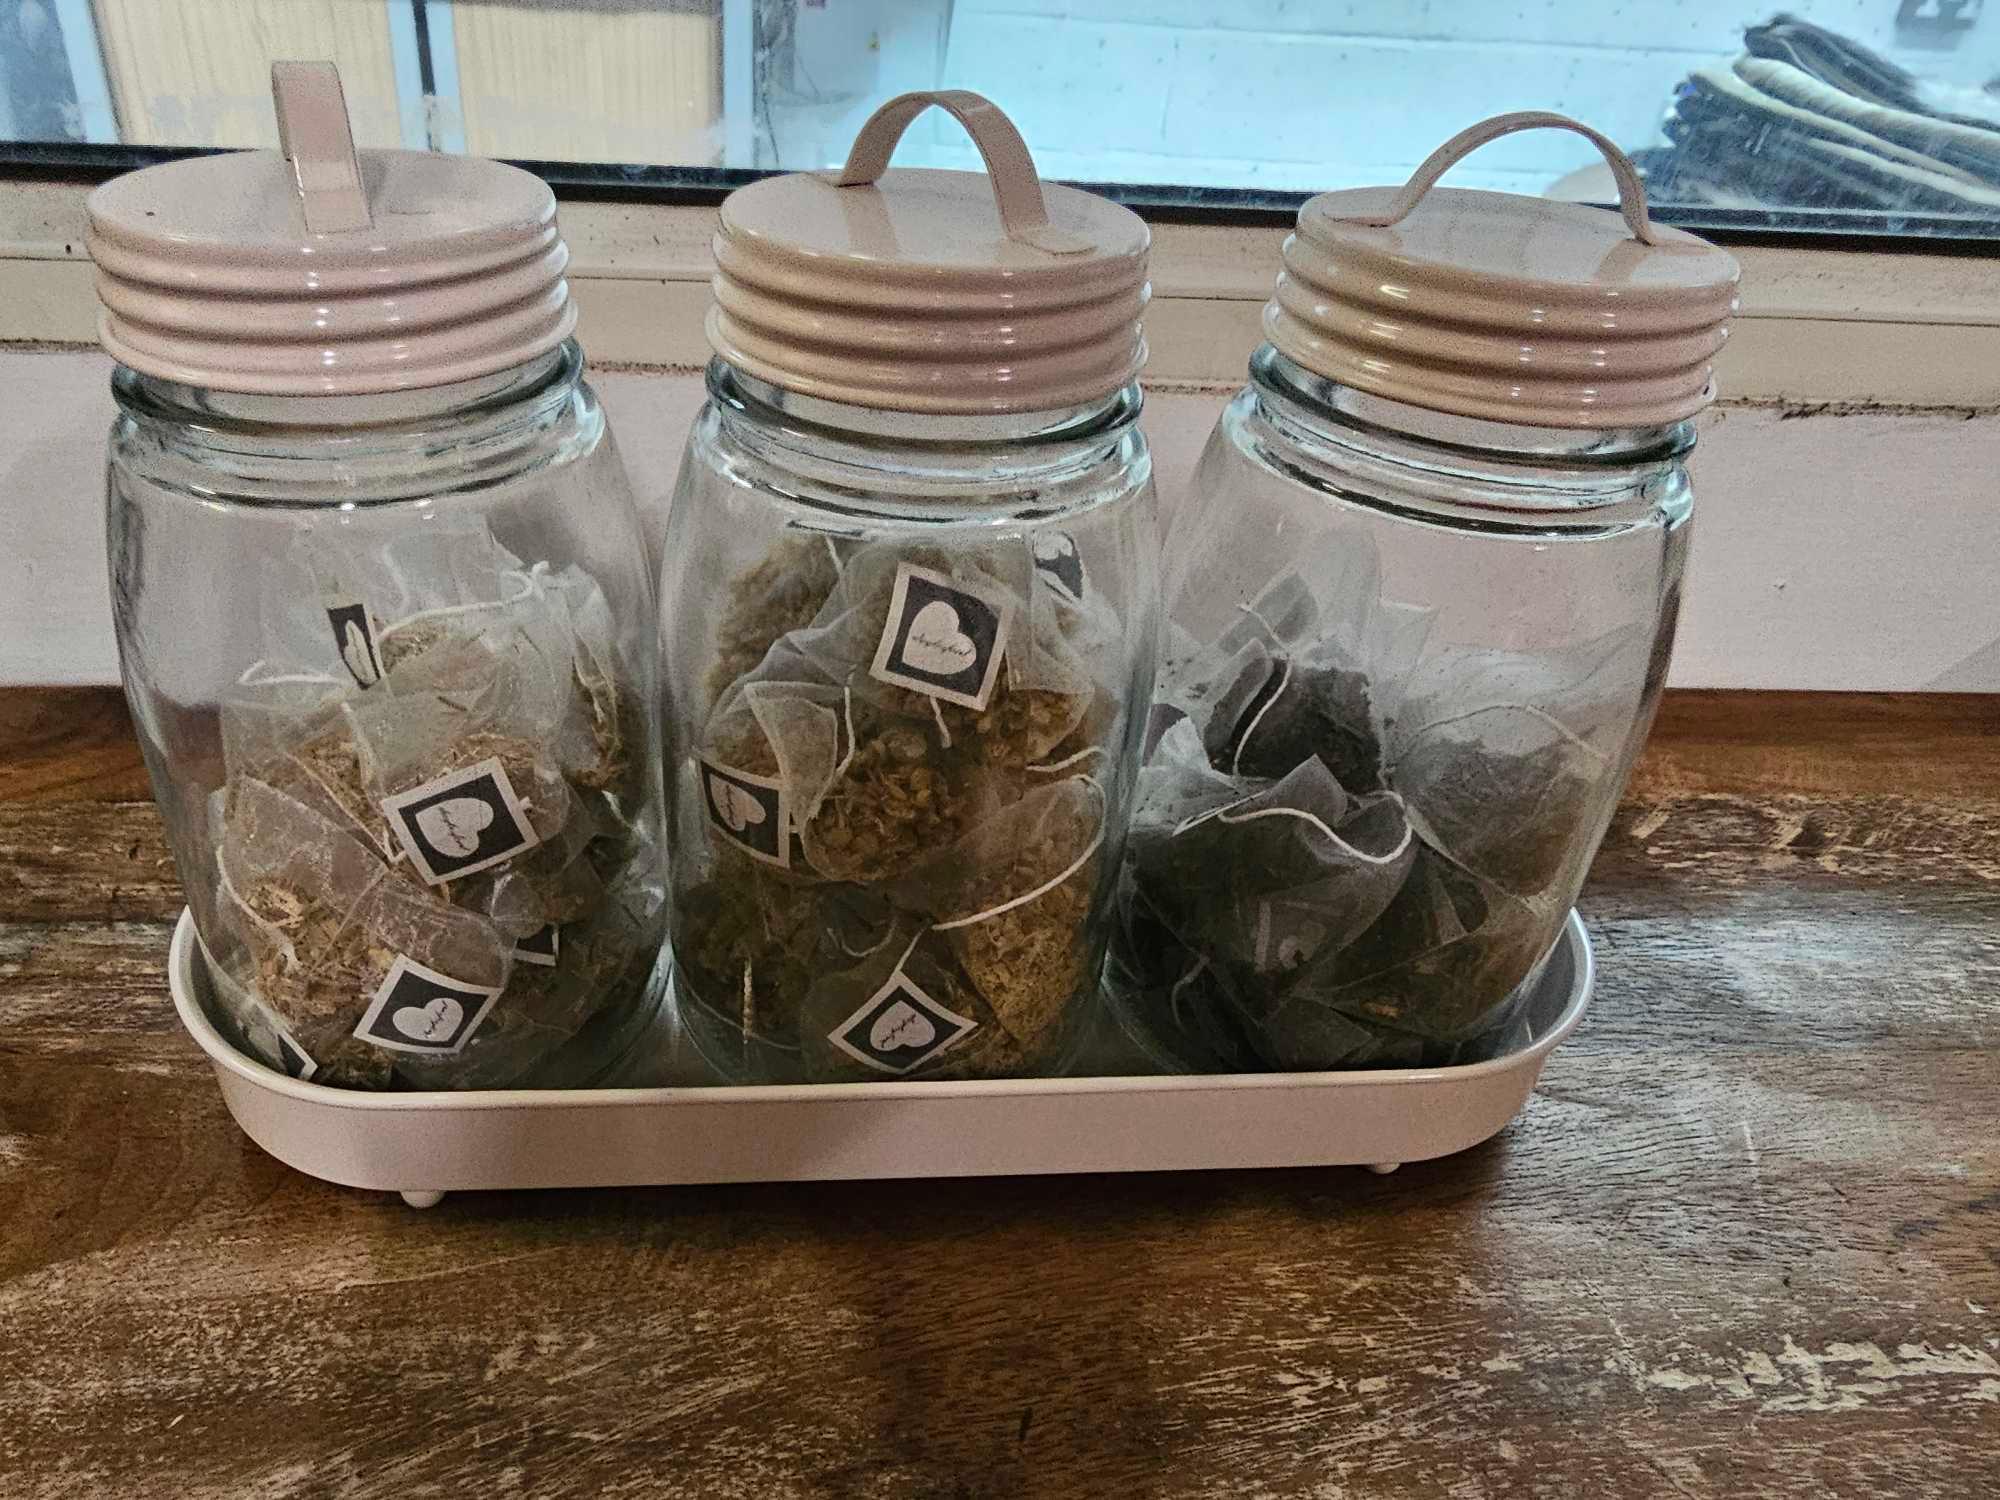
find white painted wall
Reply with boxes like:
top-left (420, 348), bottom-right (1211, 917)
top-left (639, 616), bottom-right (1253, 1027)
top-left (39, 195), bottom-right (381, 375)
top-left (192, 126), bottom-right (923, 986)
top-left (4, 348), bottom-right (1994, 692)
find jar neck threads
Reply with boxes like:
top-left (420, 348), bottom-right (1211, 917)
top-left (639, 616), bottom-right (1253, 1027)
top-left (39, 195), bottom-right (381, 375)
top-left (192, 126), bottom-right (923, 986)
top-left (703, 359), bottom-right (1149, 520)
top-left (1243, 347), bottom-right (1693, 531)
top-left (109, 344), bottom-right (594, 507)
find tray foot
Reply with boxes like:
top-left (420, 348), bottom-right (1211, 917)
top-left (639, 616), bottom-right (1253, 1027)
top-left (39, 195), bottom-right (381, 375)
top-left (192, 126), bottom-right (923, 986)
top-left (1366, 1162), bottom-right (1400, 1176)
top-left (401, 1190), bottom-right (447, 1209)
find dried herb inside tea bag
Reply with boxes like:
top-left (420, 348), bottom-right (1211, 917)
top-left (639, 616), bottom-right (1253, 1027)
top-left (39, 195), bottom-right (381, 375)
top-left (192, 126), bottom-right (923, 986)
top-left (1159, 757), bottom-right (1416, 982)
top-left (1280, 840), bottom-right (1555, 1050)
top-left (705, 533), bottom-right (845, 706)
top-left (900, 776), bottom-right (1106, 1057)
top-left (220, 689), bottom-right (392, 855)
top-left (1215, 650), bottom-right (1383, 792)
top-left (798, 707), bottom-right (975, 885)
top-left (215, 779), bottom-right (406, 1050)
top-left (677, 865), bottom-right (893, 1059)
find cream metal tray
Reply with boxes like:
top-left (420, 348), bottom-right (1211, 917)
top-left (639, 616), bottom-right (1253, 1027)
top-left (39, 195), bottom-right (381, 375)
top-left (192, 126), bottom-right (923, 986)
top-left (167, 908), bottom-right (1594, 1207)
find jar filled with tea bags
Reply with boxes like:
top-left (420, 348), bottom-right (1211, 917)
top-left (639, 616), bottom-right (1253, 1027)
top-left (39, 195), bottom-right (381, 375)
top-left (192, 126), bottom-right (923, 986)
top-left (1109, 114), bottom-right (1739, 1072)
top-left (94, 65), bottom-right (667, 1090)
top-left (661, 91), bottom-right (1159, 1083)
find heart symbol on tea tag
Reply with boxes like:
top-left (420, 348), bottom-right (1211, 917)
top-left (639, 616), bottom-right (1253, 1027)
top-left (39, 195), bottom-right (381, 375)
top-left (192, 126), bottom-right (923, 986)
top-left (415, 796), bottom-right (495, 857)
top-left (710, 774), bottom-right (768, 833)
top-left (1032, 532), bottom-right (1076, 564)
top-left (869, 1000), bottom-right (937, 1053)
top-left (393, 994), bottom-right (463, 1042)
top-left (338, 619), bottom-right (379, 686)
top-left (901, 600), bottom-right (978, 676)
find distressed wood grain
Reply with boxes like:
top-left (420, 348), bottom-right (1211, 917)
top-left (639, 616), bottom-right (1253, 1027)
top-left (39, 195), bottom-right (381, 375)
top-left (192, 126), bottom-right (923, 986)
top-left (0, 689), bottom-right (1996, 1499)
top-left (0, 686), bottom-right (150, 803)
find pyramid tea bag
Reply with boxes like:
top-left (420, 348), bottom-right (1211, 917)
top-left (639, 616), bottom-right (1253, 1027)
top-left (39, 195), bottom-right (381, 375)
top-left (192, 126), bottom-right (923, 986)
top-left (799, 923), bottom-right (1010, 1083)
top-left (1387, 635), bottom-right (1639, 898)
top-left (899, 775), bottom-right (1106, 1058)
top-left (1273, 840), bottom-right (1556, 1054)
top-left (550, 564), bottom-right (639, 793)
top-left (217, 777), bottom-right (509, 1077)
top-left (1151, 757), bottom-right (1416, 984)
top-left (705, 532), bottom-right (845, 705)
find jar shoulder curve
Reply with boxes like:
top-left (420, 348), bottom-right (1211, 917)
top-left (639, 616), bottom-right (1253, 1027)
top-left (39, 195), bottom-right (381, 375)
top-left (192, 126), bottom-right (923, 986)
top-left (1205, 366), bottom-right (1694, 538)
top-left (676, 384), bottom-right (1156, 531)
top-left (106, 345), bottom-right (618, 510)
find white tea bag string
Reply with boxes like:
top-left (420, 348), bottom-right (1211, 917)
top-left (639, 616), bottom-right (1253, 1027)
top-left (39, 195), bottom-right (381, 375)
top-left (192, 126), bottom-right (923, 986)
top-left (1173, 789), bottom-right (1414, 867)
top-left (1026, 744), bottom-right (1105, 776)
top-left (1167, 956), bottom-right (1210, 1029)
top-left (236, 659), bottom-right (346, 690)
top-left (931, 776), bottom-right (1108, 933)
top-left (216, 860), bottom-right (300, 973)
top-left (1230, 656), bottom-right (1292, 777)
top-left (375, 565), bottom-right (541, 644)
top-left (1388, 701), bottom-right (1604, 764)
top-left (928, 694), bottom-right (953, 750)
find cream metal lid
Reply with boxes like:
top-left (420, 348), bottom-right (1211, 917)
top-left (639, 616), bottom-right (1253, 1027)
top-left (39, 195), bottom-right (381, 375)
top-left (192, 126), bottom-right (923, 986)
top-left (87, 63), bottom-right (575, 397)
top-left (1267, 112), bottom-right (1741, 429)
top-left (709, 90), bottom-right (1150, 415)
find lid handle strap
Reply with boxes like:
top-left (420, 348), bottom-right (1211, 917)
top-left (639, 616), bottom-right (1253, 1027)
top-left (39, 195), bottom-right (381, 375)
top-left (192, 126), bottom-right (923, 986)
top-left (1340, 110), bottom-right (1658, 245)
top-left (832, 90), bottom-right (1090, 256)
top-left (271, 61), bottom-right (372, 235)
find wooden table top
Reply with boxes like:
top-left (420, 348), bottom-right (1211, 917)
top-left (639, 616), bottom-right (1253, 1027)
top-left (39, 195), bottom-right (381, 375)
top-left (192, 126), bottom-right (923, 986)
top-left (2, 687), bottom-right (1995, 1498)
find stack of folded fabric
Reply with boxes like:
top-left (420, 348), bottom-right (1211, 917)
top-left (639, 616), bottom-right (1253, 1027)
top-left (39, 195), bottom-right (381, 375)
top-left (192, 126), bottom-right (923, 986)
top-left (1634, 13), bottom-right (2000, 220)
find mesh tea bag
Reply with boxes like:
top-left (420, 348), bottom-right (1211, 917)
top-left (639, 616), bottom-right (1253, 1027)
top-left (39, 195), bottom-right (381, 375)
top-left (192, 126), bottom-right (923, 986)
top-left (1154, 757), bottom-right (1417, 984)
top-left (348, 638), bottom-right (577, 863)
top-left (363, 520), bottom-right (519, 673)
top-left (219, 671), bottom-right (390, 852)
top-left (550, 564), bottom-right (639, 792)
top-left (794, 695), bottom-right (977, 886)
top-left (216, 781), bottom-right (406, 1087)
top-left (798, 923), bottom-right (1014, 1083)
top-left (1386, 635), bottom-right (1638, 898)
top-left (897, 775), bottom-right (1106, 1056)
top-left (1273, 840), bottom-right (1555, 1055)
top-left (704, 532), bottom-right (846, 706)
top-left (677, 865), bottom-right (895, 1066)
top-left (791, 541), bottom-right (1095, 766)
top-left (1104, 860), bottom-right (1267, 1075)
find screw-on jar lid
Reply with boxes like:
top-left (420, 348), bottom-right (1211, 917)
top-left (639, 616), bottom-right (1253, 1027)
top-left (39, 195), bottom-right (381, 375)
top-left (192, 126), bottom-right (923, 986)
top-left (87, 62), bottom-right (575, 396)
top-left (1266, 112), bottom-right (1741, 429)
top-left (709, 90), bottom-right (1150, 415)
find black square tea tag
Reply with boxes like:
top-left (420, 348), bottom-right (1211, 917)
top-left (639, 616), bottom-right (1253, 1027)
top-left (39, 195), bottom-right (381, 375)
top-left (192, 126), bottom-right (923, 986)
top-left (1032, 530), bottom-right (1086, 603)
top-left (381, 756), bottom-right (541, 885)
top-left (514, 923), bottom-right (560, 968)
top-left (698, 756), bottom-right (790, 867)
top-left (829, 972), bottom-right (977, 1076)
top-left (868, 562), bottom-right (1015, 711)
top-left (326, 600), bottom-right (384, 688)
top-left (352, 955), bottom-right (503, 1056)
top-left (275, 1029), bottom-right (319, 1082)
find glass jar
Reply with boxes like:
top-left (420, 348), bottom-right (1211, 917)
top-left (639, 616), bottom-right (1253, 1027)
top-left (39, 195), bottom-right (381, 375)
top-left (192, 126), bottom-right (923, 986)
top-left (92, 65), bottom-right (667, 1090)
top-left (1108, 114), bottom-right (1740, 1073)
top-left (660, 91), bottom-right (1159, 1083)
